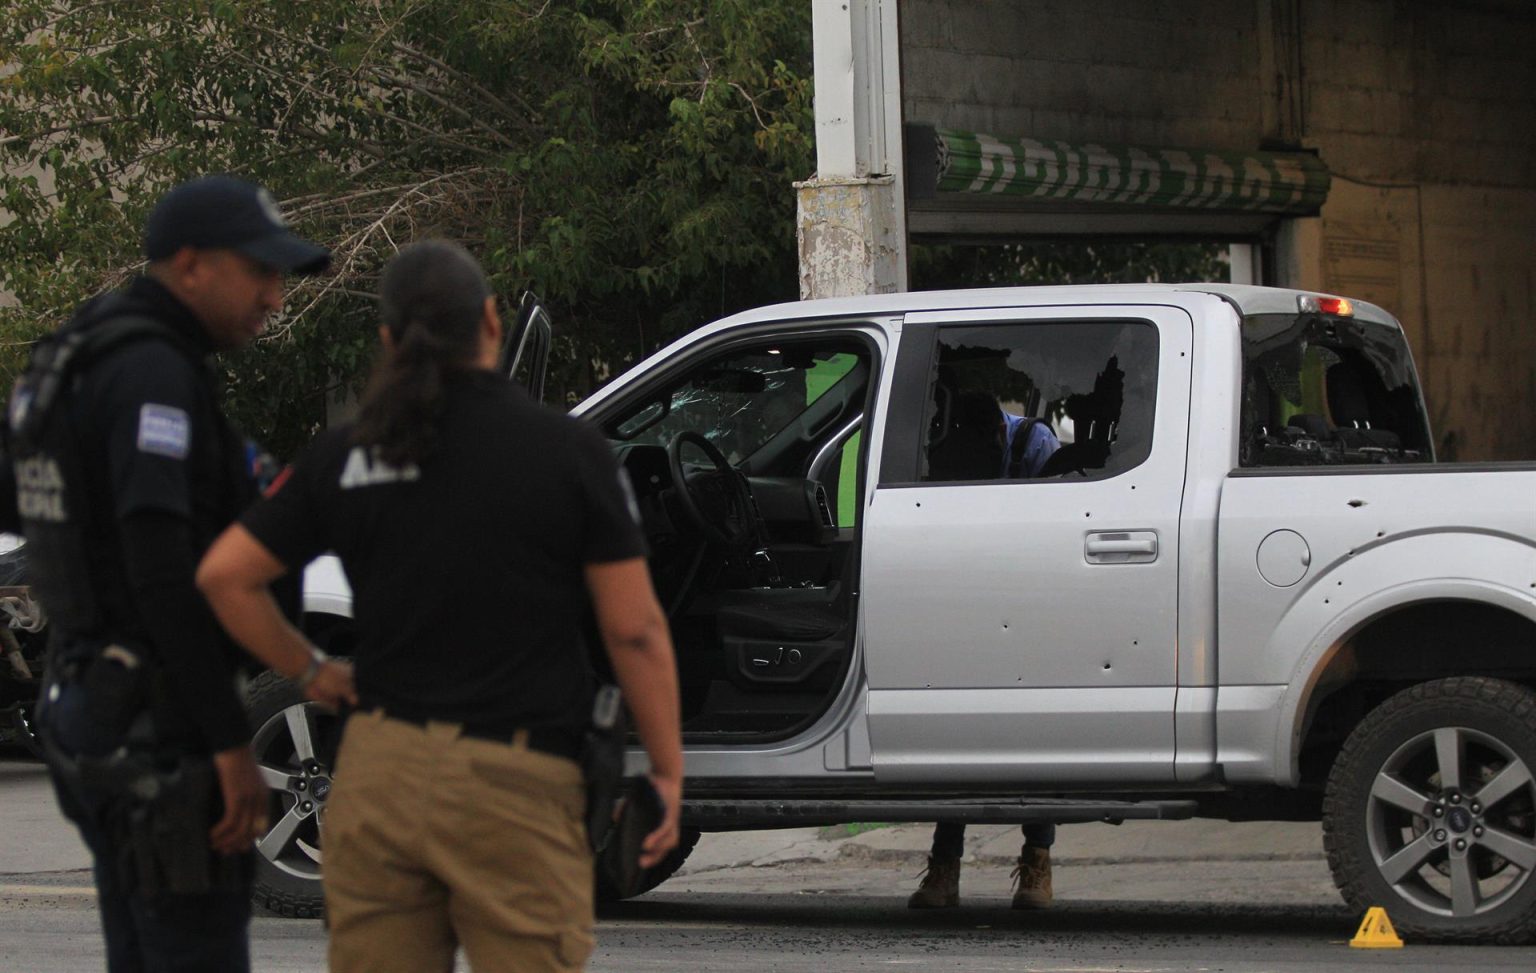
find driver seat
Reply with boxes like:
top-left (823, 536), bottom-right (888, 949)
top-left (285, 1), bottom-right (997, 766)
top-left (716, 595), bottom-right (846, 643)
top-left (714, 582), bottom-right (851, 691)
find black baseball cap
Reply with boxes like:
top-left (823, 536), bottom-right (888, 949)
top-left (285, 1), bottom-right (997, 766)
top-left (143, 175), bottom-right (330, 275)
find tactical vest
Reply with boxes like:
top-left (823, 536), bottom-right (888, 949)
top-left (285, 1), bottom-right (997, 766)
top-left (6, 296), bottom-right (203, 637)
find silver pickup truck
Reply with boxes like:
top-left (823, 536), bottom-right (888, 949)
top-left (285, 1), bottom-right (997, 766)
top-left (260, 284), bottom-right (1536, 942)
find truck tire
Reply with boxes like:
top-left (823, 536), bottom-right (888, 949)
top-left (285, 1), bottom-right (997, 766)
top-left (1323, 677), bottom-right (1536, 944)
top-left (595, 827), bottom-right (701, 902)
top-left (244, 670), bottom-right (338, 919)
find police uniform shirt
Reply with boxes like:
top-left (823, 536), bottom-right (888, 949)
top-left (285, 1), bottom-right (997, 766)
top-left (67, 277), bottom-right (254, 750)
top-left (240, 370), bottom-right (647, 732)
top-left (79, 281), bottom-right (247, 537)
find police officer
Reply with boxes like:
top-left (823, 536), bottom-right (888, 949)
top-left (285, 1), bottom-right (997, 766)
top-left (1, 175), bottom-right (356, 972)
top-left (196, 240), bottom-right (684, 973)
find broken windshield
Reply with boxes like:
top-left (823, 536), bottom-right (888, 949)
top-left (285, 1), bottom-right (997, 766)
top-left (1239, 312), bottom-right (1431, 467)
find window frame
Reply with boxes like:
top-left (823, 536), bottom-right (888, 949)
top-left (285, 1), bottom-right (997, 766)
top-left (879, 315), bottom-right (1163, 487)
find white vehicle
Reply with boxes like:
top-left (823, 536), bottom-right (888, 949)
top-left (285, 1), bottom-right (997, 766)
top-left (252, 285), bottom-right (1536, 943)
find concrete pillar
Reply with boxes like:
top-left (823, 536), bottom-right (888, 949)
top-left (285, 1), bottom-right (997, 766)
top-left (796, 175), bottom-right (903, 299)
top-left (800, 0), bottom-right (907, 300)
top-left (1226, 243), bottom-right (1262, 285)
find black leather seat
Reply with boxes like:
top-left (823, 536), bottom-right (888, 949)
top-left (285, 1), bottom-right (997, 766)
top-left (714, 584), bottom-right (851, 692)
top-left (1327, 363), bottom-right (1402, 450)
top-left (926, 390), bottom-right (1004, 482)
top-left (716, 600), bottom-right (845, 642)
top-left (1286, 412), bottom-right (1331, 438)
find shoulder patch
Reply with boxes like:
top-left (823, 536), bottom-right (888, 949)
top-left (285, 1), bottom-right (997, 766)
top-left (137, 403), bottom-right (191, 459)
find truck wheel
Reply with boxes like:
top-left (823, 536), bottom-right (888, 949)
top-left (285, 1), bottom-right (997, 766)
top-left (244, 670), bottom-right (339, 919)
top-left (595, 827), bottom-right (701, 902)
top-left (1323, 677), bottom-right (1536, 943)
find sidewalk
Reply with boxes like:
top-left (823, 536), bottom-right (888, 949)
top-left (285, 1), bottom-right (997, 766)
top-left (679, 818), bottom-right (1326, 876)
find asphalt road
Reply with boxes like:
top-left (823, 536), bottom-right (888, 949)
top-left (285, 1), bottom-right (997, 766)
top-left (3, 866), bottom-right (1532, 973)
top-left (594, 886), bottom-right (1534, 973)
top-left (3, 754), bottom-right (1532, 971)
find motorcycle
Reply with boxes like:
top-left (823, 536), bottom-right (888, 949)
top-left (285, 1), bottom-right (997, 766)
top-left (0, 538), bottom-right (47, 757)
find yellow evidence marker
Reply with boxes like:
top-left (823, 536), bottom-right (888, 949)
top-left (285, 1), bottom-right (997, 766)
top-left (1349, 907), bottom-right (1404, 948)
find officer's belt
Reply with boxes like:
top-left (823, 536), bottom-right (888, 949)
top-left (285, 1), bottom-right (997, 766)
top-left (358, 705), bottom-right (584, 761)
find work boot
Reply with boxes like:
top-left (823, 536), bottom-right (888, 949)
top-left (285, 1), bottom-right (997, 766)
top-left (906, 855), bottom-right (961, 909)
top-left (1010, 846), bottom-right (1053, 909)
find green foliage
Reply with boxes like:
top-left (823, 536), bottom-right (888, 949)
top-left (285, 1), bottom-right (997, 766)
top-left (1, 0), bottom-right (814, 457)
top-left (911, 240), bottom-right (1230, 290)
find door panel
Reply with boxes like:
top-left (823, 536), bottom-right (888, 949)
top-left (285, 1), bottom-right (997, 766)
top-left (861, 305), bottom-right (1193, 784)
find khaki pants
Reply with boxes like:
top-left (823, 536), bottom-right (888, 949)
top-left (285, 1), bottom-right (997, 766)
top-left (323, 710), bottom-right (593, 972)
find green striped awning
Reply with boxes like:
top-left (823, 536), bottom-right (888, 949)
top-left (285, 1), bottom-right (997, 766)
top-left (933, 129), bottom-right (1330, 215)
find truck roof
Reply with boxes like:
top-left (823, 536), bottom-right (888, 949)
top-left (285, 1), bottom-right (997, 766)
top-left (716, 283), bottom-right (1399, 330)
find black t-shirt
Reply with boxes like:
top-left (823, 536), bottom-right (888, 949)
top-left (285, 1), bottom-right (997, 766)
top-left (242, 370), bottom-right (646, 732)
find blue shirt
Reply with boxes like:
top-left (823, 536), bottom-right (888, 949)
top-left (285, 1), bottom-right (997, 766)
top-left (1001, 413), bottom-right (1061, 478)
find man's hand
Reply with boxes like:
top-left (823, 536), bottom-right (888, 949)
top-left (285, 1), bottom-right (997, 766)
top-left (210, 745), bottom-right (268, 856)
top-left (638, 772), bottom-right (682, 869)
top-left (304, 658), bottom-right (357, 709)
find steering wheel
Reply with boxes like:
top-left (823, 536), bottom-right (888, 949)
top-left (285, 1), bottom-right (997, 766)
top-left (666, 432), bottom-right (756, 547)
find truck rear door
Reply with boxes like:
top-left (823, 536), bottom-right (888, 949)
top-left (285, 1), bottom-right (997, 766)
top-left (860, 304), bottom-right (1193, 784)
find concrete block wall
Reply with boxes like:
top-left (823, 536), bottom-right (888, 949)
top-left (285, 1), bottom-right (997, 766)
top-left (899, 0), bottom-right (1536, 459)
top-left (1302, 1), bottom-right (1536, 187)
top-left (1416, 186), bottom-right (1536, 461)
top-left (902, 0), bottom-right (1265, 151)
top-left (1286, 179), bottom-right (1536, 460)
top-left (901, 0), bottom-right (1535, 183)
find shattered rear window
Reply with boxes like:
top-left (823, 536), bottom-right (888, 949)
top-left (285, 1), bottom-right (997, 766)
top-left (1239, 313), bottom-right (1431, 468)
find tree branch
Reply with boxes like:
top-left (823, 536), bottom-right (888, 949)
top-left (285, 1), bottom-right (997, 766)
top-left (369, 68), bottom-right (520, 147)
top-left (0, 115), bottom-right (121, 150)
top-left (389, 41), bottom-right (539, 124)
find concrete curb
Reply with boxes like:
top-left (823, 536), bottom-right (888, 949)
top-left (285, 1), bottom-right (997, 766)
top-left (833, 842), bottom-right (1327, 868)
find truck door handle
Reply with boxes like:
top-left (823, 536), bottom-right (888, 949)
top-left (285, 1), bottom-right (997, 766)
top-left (1084, 531), bottom-right (1158, 564)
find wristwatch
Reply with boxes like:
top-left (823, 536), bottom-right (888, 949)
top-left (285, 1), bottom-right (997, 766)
top-left (294, 647), bottom-right (330, 691)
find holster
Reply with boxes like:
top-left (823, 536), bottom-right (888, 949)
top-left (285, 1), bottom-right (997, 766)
top-left (118, 754), bottom-right (247, 897)
top-left (582, 684), bottom-right (626, 852)
top-left (42, 658), bottom-right (248, 899)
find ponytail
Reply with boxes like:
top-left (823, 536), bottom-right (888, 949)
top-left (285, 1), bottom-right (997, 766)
top-left (353, 241), bottom-right (491, 467)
